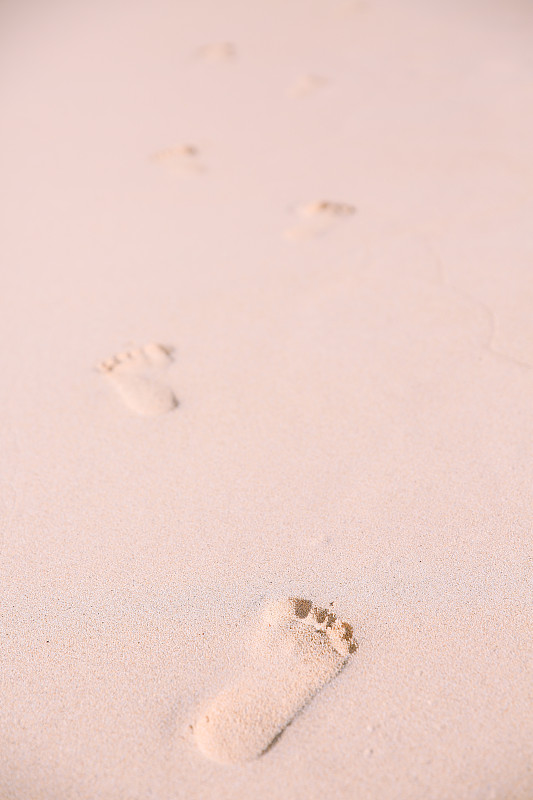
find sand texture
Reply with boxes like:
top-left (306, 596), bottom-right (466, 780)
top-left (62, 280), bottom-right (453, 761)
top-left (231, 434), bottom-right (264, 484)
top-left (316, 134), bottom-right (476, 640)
top-left (1, 0), bottom-right (532, 797)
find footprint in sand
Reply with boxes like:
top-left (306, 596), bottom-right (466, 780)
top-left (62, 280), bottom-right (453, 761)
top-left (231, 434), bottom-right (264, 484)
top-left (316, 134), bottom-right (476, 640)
top-left (284, 200), bottom-right (356, 241)
top-left (192, 598), bottom-right (356, 764)
top-left (151, 144), bottom-right (205, 176)
top-left (287, 74), bottom-right (329, 98)
top-left (194, 42), bottom-right (237, 63)
top-left (97, 343), bottom-right (178, 416)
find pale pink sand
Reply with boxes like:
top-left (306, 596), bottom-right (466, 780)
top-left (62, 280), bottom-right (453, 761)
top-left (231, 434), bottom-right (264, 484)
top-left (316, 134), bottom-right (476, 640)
top-left (1, 0), bottom-right (532, 797)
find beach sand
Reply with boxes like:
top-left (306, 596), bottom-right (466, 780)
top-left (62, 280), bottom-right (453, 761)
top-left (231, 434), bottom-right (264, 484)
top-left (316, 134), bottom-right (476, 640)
top-left (1, 0), bottom-right (532, 797)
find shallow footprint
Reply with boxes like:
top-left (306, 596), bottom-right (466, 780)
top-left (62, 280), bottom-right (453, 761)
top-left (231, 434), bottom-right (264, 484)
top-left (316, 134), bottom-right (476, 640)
top-left (151, 144), bottom-right (205, 176)
top-left (97, 343), bottom-right (178, 416)
top-left (287, 74), bottom-right (329, 98)
top-left (284, 200), bottom-right (356, 240)
top-left (192, 598), bottom-right (356, 764)
top-left (194, 42), bottom-right (237, 63)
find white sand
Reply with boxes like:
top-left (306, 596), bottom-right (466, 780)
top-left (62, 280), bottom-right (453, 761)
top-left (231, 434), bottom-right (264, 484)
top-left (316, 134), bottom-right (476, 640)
top-left (1, 0), bottom-right (532, 797)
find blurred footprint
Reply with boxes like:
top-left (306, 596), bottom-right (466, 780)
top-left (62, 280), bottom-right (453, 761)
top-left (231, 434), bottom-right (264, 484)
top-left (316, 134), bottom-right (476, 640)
top-left (97, 343), bottom-right (178, 416)
top-left (194, 42), bottom-right (236, 63)
top-left (287, 74), bottom-right (329, 98)
top-left (284, 200), bottom-right (356, 240)
top-left (151, 144), bottom-right (206, 176)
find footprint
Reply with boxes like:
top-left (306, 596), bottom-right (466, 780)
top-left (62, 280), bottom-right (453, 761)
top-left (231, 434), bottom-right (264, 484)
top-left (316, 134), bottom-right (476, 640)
top-left (194, 42), bottom-right (236, 63)
top-left (287, 74), bottom-right (329, 98)
top-left (97, 343), bottom-right (178, 416)
top-left (284, 200), bottom-right (356, 240)
top-left (191, 598), bottom-right (356, 764)
top-left (151, 144), bottom-right (205, 176)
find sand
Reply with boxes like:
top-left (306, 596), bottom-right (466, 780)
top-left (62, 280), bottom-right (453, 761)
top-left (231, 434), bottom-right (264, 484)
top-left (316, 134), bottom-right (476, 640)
top-left (1, 0), bottom-right (532, 797)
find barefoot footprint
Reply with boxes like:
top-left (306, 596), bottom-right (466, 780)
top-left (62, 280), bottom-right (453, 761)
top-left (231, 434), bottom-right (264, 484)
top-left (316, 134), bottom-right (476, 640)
top-left (97, 343), bottom-right (178, 416)
top-left (287, 74), bottom-right (329, 98)
top-left (194, 42), bottom-right (237, 63)
top-left (285, 200), bottom-right (356, 240)
top-left (192, 598), bottom-right (356, 764)
top-left (151, 144), bottom-right (205, 176)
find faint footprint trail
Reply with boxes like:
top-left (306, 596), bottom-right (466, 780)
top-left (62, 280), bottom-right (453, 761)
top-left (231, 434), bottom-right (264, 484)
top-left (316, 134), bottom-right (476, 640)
top-left (191, 598), bottom-right (357, 764)
top-left (285, 200), bottom-right (356, 241)
top-left (97, 343), bottom-right (178, 416)
top-left (151, 144), bottom-right (206, 176)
